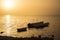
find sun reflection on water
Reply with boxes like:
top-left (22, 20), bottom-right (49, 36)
top-left (5, 15), bottom-right (11, 36)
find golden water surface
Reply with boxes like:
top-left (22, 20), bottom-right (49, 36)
top-left (0, 15), bottom-right (60, 40)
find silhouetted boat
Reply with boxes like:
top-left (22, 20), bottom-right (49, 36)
top-left (17, 27), bottom-right (27, 32)
top-left (0, 32), bottom-right (4, 34)
top-left (28, 21), bottom-right (49, 29)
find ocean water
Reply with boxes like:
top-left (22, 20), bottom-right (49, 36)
top-left (0, 15), bottom-right (60, 40)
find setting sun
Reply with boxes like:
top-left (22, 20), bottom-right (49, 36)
top-left (2, 0), bottom-right (15, 9)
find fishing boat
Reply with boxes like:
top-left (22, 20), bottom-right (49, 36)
top-left (28, 21), bottom-right (49, 29)
top-left (17, 27), bottom-right (27, 32)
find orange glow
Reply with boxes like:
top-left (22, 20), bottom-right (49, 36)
top-left (0, 0), bottom-right (59, 15)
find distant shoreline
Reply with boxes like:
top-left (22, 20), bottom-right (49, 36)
top-left (0, 35), bottom-right (54, 40)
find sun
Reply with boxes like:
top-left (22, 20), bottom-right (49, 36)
top-left (2, 0), bottom-right (15, 9)
top-left (4, 1), bottom-right (13, 8)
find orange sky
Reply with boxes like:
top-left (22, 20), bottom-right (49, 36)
top-left (0, 0), bottom-right (59, 16)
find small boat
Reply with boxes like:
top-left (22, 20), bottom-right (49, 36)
top-left (0, 32), bottom-right (4, 34)
top-left (17, 27), bottom-right (27, 32)
top-left (28, 21), bottom-right (49, 29)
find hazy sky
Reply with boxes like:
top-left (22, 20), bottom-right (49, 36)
top-left (0, 0), bottom-right (60, 16)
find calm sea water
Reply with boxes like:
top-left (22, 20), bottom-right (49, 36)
top-left (0, 15), bottom-right (60, 40)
